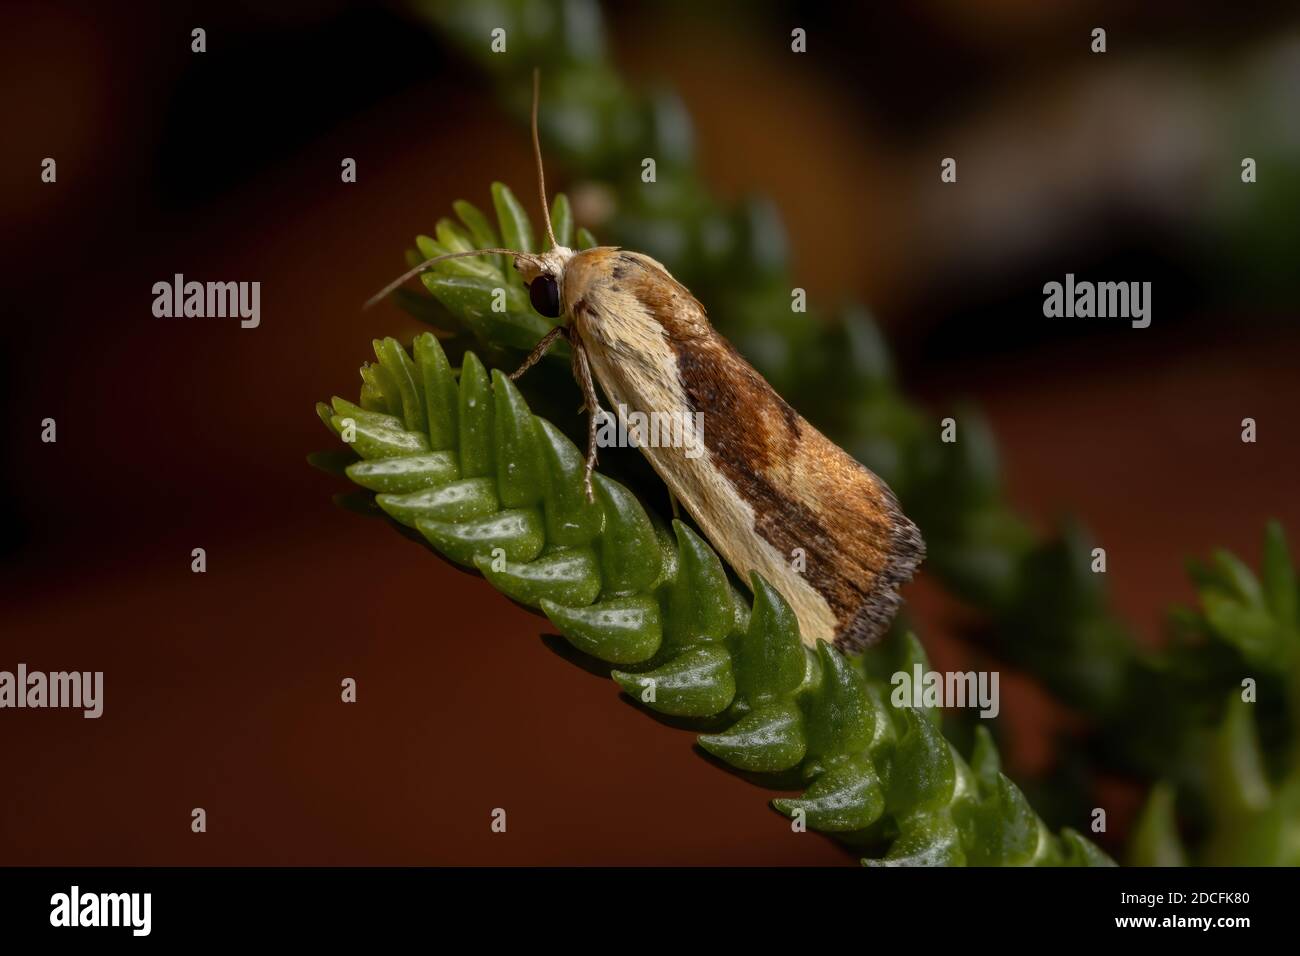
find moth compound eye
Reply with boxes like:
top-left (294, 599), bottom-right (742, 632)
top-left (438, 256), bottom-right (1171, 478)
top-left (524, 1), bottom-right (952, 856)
top-left (529, 274), bottom-right (561, 318)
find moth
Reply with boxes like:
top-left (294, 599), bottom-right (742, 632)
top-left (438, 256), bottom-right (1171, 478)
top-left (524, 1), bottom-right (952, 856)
top-left (368, 72), bottom-right (924, 652)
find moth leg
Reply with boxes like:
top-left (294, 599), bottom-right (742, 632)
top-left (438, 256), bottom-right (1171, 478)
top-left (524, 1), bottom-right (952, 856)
top-left (667, 488), bottom-right (681, 520)
top-left (570, 335), bottom-right (602, 503)
top-left (509, 324), bottom-right (566, 381)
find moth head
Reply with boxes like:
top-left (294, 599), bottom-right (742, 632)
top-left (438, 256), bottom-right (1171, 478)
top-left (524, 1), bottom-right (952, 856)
top-left (514, 247), bottom-right (575, 321)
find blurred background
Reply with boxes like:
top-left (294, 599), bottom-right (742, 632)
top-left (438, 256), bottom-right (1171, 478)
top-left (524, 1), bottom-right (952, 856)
top-left (2, 0), bottom-right (1298, 865)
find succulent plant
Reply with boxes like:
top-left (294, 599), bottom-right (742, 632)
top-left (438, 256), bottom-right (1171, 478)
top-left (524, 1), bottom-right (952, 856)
top-left (314, 185), bottom-right (1112, 865)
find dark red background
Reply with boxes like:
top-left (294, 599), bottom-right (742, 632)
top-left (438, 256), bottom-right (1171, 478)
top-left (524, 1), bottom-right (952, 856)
top-left (2, 1), bottom-right (1298, 864)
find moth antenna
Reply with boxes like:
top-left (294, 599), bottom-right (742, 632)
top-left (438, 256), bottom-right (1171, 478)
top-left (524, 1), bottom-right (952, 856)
top-left (532, 67), bottom-right (558, 251)
top-left (364, 248), bottom-right (531, 309)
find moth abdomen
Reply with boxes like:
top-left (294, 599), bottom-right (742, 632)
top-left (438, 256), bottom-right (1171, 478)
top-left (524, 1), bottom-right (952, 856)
top-left (677, 336), bottom-right (924, 650)
top-left (562, 249), bottom-right (925, 651)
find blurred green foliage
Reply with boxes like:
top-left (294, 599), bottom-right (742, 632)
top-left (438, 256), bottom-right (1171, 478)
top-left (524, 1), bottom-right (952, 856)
top-left (390, 0), bottom-right (1299, 863)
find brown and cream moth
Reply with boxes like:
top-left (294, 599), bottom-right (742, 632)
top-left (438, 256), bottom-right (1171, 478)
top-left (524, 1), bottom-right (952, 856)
top-left (367, 72), bottom-right (924, 652)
